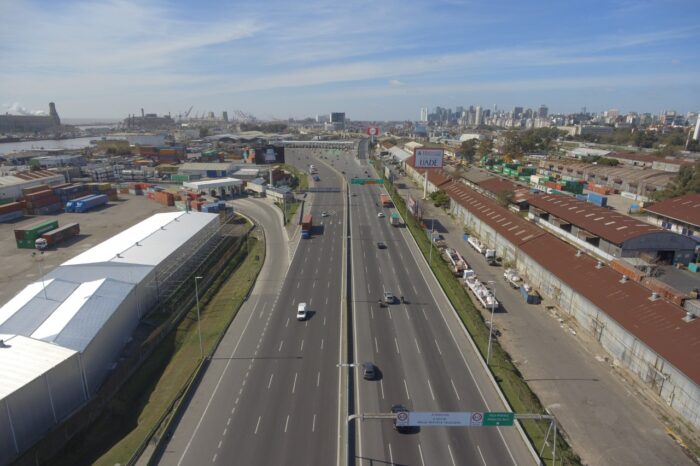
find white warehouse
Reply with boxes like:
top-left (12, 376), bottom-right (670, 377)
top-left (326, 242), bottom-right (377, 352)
top-left (0, 211), bottom-right (220, 464)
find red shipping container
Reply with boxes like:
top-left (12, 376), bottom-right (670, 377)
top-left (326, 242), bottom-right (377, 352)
top-left (0, 201), bottom-right (26, 215)
top-left (22, 185), bottom-right (50, 196)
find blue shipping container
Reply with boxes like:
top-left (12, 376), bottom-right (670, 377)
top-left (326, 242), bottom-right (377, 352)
top-left (75, 194), bottom-right (108, 213)
top-left (587, 193), bottom-right (607, 207)
top-left (65, 194), bottom-right (98, 212)
top-left (575, 194), bottom-right (588, 201)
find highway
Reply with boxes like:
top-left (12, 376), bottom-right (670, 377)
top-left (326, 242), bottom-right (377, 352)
top-left (328, 152), bottom-right (536, 465)
top-left (160, 146), bottom-right (536, 466)
top-left (159, 152), bottom-right (346, 465)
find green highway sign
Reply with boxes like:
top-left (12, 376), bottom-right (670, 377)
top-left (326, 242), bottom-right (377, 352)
top-left (350, 178), bottom-right (384, 185)
top-left (351, 178), bottom-right (364, 185)
top-left (483, 412), bottom-right (515, 426)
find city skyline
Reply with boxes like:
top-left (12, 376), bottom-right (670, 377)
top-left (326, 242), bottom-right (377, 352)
top-left (1, 0), bottom-right (699, 120)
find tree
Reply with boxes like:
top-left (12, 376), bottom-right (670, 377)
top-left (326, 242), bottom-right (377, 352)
top-left (652, 163), bottom-right (700, 200)
top-left (28, 159), bottom-right (41, 171)
top-left (495, 189), bottom-right (514, 208)
top-left (460, 139), bottom-right (478, 164)
top-left (199, 127), bottom-right (210, 138)
top-left (429, 190), bottom-right (450, 208)
top-left (476, 138), bottom-right (493, 158)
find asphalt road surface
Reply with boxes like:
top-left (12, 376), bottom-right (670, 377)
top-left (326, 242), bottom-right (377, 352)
top-left (159, 153), bottom-right (346, 465)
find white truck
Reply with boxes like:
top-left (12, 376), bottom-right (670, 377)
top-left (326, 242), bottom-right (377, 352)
top-left (467, 236), bottom-right (486, 254)
top-left (485, 249), bottom-right (497, 265)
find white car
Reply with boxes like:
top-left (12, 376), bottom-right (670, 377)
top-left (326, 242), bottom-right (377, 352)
top-left (377, 212), bottom-right (385, 218)
top-left (297, 302), bottom-right (308, 320)
top-left (321, 211), bottom-right (329, 217)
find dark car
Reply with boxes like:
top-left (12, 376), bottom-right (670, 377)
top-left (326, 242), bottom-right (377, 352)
top-left (362, 362), bottom-right (376, 380)
top-left (391, 404), bottom-right (410, 433)
top-left (377, 241), bottom-right (387, 249)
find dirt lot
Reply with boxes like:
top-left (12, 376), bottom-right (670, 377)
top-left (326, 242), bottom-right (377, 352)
top-left (0, 195), bottom-right (177, 305)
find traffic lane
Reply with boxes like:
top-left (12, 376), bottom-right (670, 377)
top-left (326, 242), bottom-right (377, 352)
top-left (354, 184), bottom-right (510, 460)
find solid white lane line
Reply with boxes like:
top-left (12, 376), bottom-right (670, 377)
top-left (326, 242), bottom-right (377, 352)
top-left (418, 443), bottom-right (426, 466)
top-left (317, 371), bottom-right (321, 387)
top-left (312, 414), bottom-right (316, 432)
top-left (234, 399), bottom-right (238, 407)
top-left (223, 427), bottom-right (227, 436)
top-left (388, 443), bottom-right (394, 465)
top-left (394, 338), bottom-right (400, 354)
top-left (254, 416), bottom-right (261, 434)
top-left (325, 297), bottom-right (329, 305)
top-left (284, 415), bottom-right (290, 433)
top-left (367, 283), bottom-right (370, 293)
top-left (380, 379), bottom-right (385, 399)
top-left (297, 282), bottom-right (300, 288)
top-left (313, 281), bottom-right (316, 288)
top-left (434, 339), bottom-right (442, 355)
top-left (278, 340), bottom-right (284, 352)
top-left (422, 308), bottom-right (428, 320)
top-left (370, 307), bottom-right (374, 319)
top-left (374, 337), bottom-right (379, 353)
top-left (414, 338), bottom-right (421, 354)
top-left (300, 339), bottom-right (304, 352)
top-left (292, 372), bottom-right (298, 394)
top-left (477, 445), bottom-right (487, 466)
top-left (427, 379), bottom-right (435, 401)
top-left (227, 417), bottom-right (231, 426)
top-left (268, 373), bottom-right (274, 389)
top-left (403, 379), bottom-right (410, 399)
top-left (448, 444), bottom-right (457, 466)
top-left (320, 338), bottom-right (324, 350)
top-left (323, 316), bottom-right (327, 326)
top-left (451, 378), bottom-right (461, 400)
top-left (412, 284), bottom-right (418, 294)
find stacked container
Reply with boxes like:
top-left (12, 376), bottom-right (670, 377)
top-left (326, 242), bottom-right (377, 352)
top-left (0, 201), bottom-right (26, 222)
top-left (65, 195), bottom-right (97, 212)
top-left (15, 219), bottom-right (59, 249)
top-left (587, 192), bottom-right (608, 207)
top-left (153, 191), bottom-right (175, 206)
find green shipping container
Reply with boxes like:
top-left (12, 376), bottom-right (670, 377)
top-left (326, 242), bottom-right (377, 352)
top-left (17, 239), bottom-right (36, 249)
top-left (25, 220), bottom-right (59, 239)
top-left (171, 174), bottom-right (191, 183)
top-left (0, 198), bottom-right (13, 205)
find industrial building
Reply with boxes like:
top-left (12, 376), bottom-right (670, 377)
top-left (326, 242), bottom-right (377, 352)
top-left (0, 103), bottom-right (61, 133)
top-left (643, 193), bottom-right (700, 240)
top-left (0, 211), bottom-right (220, 464)
top-left (183, 178), bottom-right (243, 197)
top-left (440, 180), bottom-right (700, 428)
top-left (0, 170), bottom-right (66, 202)
top-left (178, 162), bottom-right (237, 178)
top-left (527, 194), bottom-right (697, 265)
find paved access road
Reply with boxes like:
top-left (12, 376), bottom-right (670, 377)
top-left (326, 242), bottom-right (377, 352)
top-left (159, 152), bottom-right (346, 466)
top-left (329, 154), bottom-right (536, 465)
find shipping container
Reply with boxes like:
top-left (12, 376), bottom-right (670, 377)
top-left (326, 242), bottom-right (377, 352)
top-left (22, 185), bottom-right (50, 196)
top-left (0, 210), bottom-right (24, 223)
top-left (40, 223), bottom-right (80, 247)
top-left (0, 201), bottom-right (26, 215)
top-left (66, 194), bottom-right (98, 212)
top-left (75, 194), bottom-right (108, 213)
top-left (587, 193), bottom-right (608, 207)
top-left (15, 219), bottom-right (59, 243)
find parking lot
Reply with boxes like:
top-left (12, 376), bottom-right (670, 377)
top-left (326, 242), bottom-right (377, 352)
top-left (0, 195), bottom-right (177, 305)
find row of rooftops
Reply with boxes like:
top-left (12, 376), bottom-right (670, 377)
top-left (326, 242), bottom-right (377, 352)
top-left (406, 170), bottom-right (699, 384)
top-left (644, 193), bottom-right (700, 229)
top-left (540, 160), bottom-right (674, 189)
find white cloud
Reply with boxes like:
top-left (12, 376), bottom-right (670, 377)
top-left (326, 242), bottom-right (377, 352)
top-left (388, 80), bottom-right (405, 87)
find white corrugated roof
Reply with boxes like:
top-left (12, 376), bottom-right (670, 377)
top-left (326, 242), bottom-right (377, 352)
top-left (31, 279), bottom-right (105, 341)
top-left (183, 178), bottom-right (242, 189)
top-left (0, 334), bottom-right (77, 399)
top-left (62, 212), bottom-right (217, 266)
top-left (0, 279), bottom-right (54, 326)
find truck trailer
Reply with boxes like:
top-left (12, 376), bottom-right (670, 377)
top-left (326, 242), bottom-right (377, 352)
top-left (301, 214), bottom-right (313, 239)
top-left (379, 193), bottom-right (392, 207)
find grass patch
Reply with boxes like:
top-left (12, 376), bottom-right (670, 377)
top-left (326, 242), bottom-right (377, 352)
top-left (53, 236), bottom-right (265, 466)
top-left (383, 176), bottom-right (581, 465)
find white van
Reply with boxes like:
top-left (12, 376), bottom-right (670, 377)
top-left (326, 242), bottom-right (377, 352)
top-left (297, 302), bottom-right (308, 320)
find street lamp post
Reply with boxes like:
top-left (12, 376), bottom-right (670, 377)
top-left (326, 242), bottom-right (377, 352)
top-left (194, 276), bottom-right (204, 359)
top-left (486, 280), bottom-right (496, 364)
top-left (31, 251), bottom-right (48, 300)
top-left (428, 218), bottom-right (435, 264)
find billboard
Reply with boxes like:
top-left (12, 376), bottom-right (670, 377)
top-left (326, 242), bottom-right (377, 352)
top-left (367, 127), bottom-right (379, 136)
top-left (254, 145), bottom-right (285, 164)
top-left (414, 148), bottom-right (444, 168)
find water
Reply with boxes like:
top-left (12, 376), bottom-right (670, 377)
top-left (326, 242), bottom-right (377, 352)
top-left (0, 137), bottom-right (96, 155)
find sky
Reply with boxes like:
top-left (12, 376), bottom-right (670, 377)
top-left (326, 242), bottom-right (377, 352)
top-left (1, 0), bottom-right (699, 121)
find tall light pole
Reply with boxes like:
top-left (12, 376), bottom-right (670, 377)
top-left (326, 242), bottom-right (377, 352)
top-left (428, 218), bottom-right (435, 265)
top-left (486, 280), bottom-right (496, 364)
top-left (194, 276), bottom-right (204, 359)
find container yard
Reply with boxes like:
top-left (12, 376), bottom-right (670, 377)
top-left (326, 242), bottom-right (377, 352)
top-left (0, 193), bottom-right (177, 306)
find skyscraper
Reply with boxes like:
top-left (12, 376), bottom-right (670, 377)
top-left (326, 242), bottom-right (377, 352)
top-left (538, 105), bottom-right (548, 118)
top-left (420, 107), bottom-right (428, 122)
top-left (513, 106), bottom-right (523, 119)
top-left (475, 106), bottom-right (482, 126)
top-left (693, 115), bottom-right (700, 141)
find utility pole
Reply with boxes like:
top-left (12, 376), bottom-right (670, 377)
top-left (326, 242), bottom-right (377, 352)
top-left (486, 280), bottom-right (496, 364)
top-left (194, 276), bottom-right (204, 359)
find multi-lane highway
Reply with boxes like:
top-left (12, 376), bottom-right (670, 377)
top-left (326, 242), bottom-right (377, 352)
top-left (160, 152), bottom-right (346, 465)
top-left (159, 146), bottom-right (536, 465)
